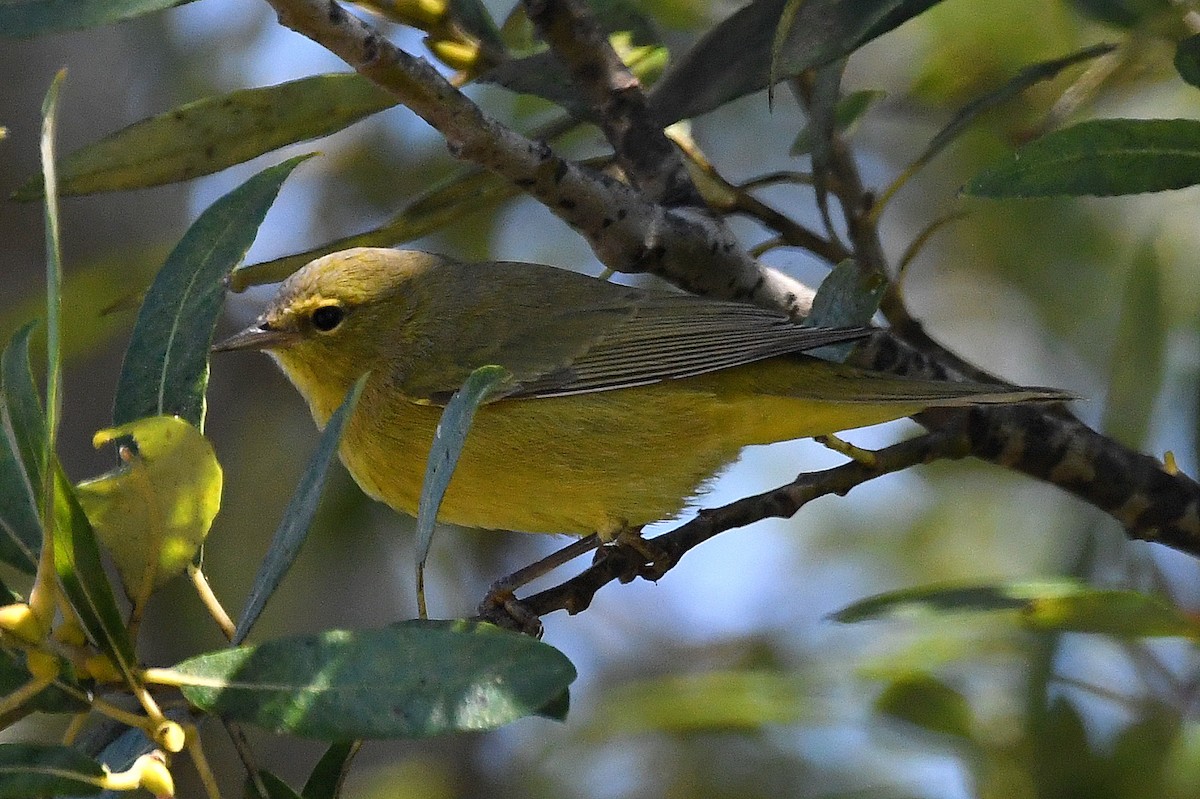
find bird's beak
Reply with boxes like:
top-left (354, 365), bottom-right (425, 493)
top-left (211, 321), bottom-right (297, 353)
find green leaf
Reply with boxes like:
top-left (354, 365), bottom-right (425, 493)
top-left (804, 59), bottom-right (846, 236)
top-left (0, 325), bottom-right (45, 573)
top-left (448, 0), bottom-right (505, 51)
top-left (588, 671), bottom-right (807, 736)
top-left (231, 165), bottom-right (521, 290)
top-left (874, 673), bottom-right (974, 740)
top-left (1102, 239), bottom-right (1164, 448)
top-left (41, 69), bottom-right (65, 517)
top-left (0, 324), bottom-right (47, 488)
top-left (51, 461), bottom-right (139, 679)
top-left (477, 52), bottom-right (591, 118)
top-left (480, 34), bottom-right (668, 117)
top-left (77, 416), bottom-right (223, 603)
top-left (0, 743), bottom-right (105, 797)
top-left (0, 0), bottom-right (189, 38)
top-left (790, 89), bottom-right (885, 156)
top-left (804, 259), bottom-right (885, 362)
top-left (835, 580), bottom-right (1200, 638)
top-left (169, 621), bottom-right (577, 739)
top-left (833, 578), bottom-right (1090, 621)
top-left (1176, 34), bottom-right (1200, 89)
top-left (913, 43), bottom-right (1115, 173)
top-left (1021, 589), bottom-right (1198, 637)
top-left (232, 375), bottom-right (367, 645)
top-left (14, 75), bottom-right (392, 199)
top-left (112, 154), bottom-right (311, 430)
top-left (768, 0), bottom-right (807, 106)
top-left (415, 366), bottom-right (511, 589)
top-left (258, 771), bottom-right (305, 799)
top-left (964, 118), bottom-right (1200, 197)
top-left (302, 742), bottom-right (360, 799)
top-left (650, 0), bottom-right (944, 124)
top-left (1070, 0), bottom-right (1172, 29)
top-left (807, 259), bottom-right (886, 328)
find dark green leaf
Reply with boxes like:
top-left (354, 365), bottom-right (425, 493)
top-left (835, 580), bottom-right (1199, 638)
top-left (478, 53), bottom-right (592, 118)
top-left (805, 59), bottom-right (846, 237)
top-left (89, 727), bottom-right (157, 799)
top-left (1175, 34), bottom-right (1200, 88)
top-left (0, 324), bottom-right (47, 487)
top-left (1070, 0), bottom-right (1171, 29)
top-left (258, 771), bottom-right (304, 799)
top-left (415, 366), bottom-right (512, 575)
top-left (112, 154), bottom-right (310, 430)
top-left (448, 0), bottom-right (505, 51)
top-left (964, 118), bottom-right (1200, 197)
top-left (231, 165), bottom-right (522, 290)
top-left (804, 260), bottom-right (885, 362)
top-left (232, 375), bottom-right (368, 645)
top-left (650, 0), bottom-right (944, 124)
top-left (875, 673), bottom-right (974, 740)
top-left (171, 620), bottom-right (577, 739)
top-left (301, 742), bottom-right (360, 799)
top-left (0, 0), bottom-right (189, 38)
top-left (791, 89), bottom-right (885, 156)
top-left (0, 743), bottom-right (105, 797)
top-left (14, 75), bottom-right (392, 199)
top-left (535, 689), bottom-right (570, 722)
top-left (51, 462), bottom-right (138, 678)
top-left (1102, 240), bottom-right (1164, 448)
top-left (915, 43), bottom-right (1116, 172)
top-left (0, 325), bottom-right (45, 573)
top-left (832, 578), bottom-right (1084, 622)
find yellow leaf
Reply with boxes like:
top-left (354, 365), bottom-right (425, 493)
top-left (77, 416), bottom-right (222, 607)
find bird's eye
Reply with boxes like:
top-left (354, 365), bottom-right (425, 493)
top-left (311, 304), bottom-right (345, 332)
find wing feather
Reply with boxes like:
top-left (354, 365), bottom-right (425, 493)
top-left (511, 294), bottom-right (868, 398)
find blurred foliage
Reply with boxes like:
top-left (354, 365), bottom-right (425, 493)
top-left (2, 0), bottom-right (1200, 798)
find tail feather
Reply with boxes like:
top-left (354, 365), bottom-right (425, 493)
top-left (761, 357), bottom-right (1074, 406)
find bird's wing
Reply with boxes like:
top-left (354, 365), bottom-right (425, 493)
top-left (392, 261), bottom-right (867, 404)
top-left (508, 294), bottom-right (869, 398)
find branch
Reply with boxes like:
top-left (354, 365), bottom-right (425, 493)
top-left (522, 0), bottom-right (701, 206)
top-left (261, 0), bottom-right (817, 315)
top-left (811, 101), bottom-right (1200, 560)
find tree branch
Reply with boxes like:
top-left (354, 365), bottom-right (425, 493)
top-left (522, 0), bottom-right (701, 206)
top-left (812, 98), bottom-right (1200, 559)
top-left (261, 0), bottom-right (817, 315)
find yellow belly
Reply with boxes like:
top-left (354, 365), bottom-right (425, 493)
top-left (331, 359), bottom-right (928, 536)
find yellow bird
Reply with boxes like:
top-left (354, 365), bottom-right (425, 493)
top-left (215, 248), bottom-right (1065, 538)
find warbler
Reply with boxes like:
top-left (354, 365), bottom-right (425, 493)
top-left (215, 248), bottom-right (1066, 537)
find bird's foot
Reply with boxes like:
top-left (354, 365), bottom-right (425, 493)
top-left (594, 527), bottom-right (671, 582)
top-left (477, 587), bottom-right (543, 637)
top-left (814, 433), bottom-right (880, 467)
